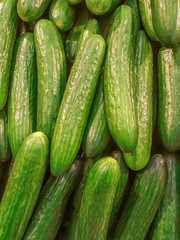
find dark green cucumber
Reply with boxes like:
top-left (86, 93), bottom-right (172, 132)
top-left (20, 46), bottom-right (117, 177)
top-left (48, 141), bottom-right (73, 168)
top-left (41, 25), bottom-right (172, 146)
top-left (35, 20), bottom-right (66, 140)
top-left (67, 0), bottom-right (83, 4)
top-left (0, 109), bottom-right (11, 162)
top-left (0, 0), bottom-right (19, 110)
top-left (49, 0), bottom-right (76, 32)
top-left (0, 132), bottom-right (49, 240)
top-left (51, 34), bottom-right (105, 176)
top-left (24, 159), bottom-right (82, 240)
top-left (152, 0), bottom-right (180, 47)
top-left (149, 152), bottom-right (180, 239)
top-left (17, 0), bottom-right (52, 22)
top-left (85, 0), bottom-right (112, 15)
top-left (79, 157), bottom-right (120, 240)
top-left (114, 154), bottom-right (167, 240)
top-left (104, 5), bottom-right (138, 153)
top-left (124, 31), bottom-right (153, 171)
top-left (158, 45), bottom-right (180, 151)
top-left (8, 33), bottom-right (36, 159)
top-left (82, 73), bottom-right (111, 159)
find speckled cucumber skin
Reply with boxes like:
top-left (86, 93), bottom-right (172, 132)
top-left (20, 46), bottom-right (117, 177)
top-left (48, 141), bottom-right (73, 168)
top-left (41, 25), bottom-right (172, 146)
top-left (79, 157), bottom-right (120, 240)
top-left (0, 0), bottom-right (19, 110)
top-left (114, 154), bottom-right (167, 240)
top-left (35, 20), bottom-right (66, 140)
top-left (17, 0), bottom-right (52, 22)
top-left (104, 5), bottom-right (138, 153)
top-left (149, 152), bottom-right (180, 239)
top-left (8, 33), bottom-right (36, 159)
top-left (124, 31), bottom-right (153, 171)
top-left (158, 45), bottom-right (180, 151)
top-left (51, 34), bottom-right (105, 177)
top-left (0, 132), bottom-right (49, 240)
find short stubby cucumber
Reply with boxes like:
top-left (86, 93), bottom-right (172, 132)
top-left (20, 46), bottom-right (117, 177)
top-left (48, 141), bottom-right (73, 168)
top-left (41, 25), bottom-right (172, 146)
top-left (8, 33), bottom-right (36, 159)
top-left (0, 132), bottom-right (49, 240)
top-left (35, 20), bottom-right (66, 140)
top-left (86, 0), bottom-right (112, 15)
top-left (51, 34), bottom-right (105, 176)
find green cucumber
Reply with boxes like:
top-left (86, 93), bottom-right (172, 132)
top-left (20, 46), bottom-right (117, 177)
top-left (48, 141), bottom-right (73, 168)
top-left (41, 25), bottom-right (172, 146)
top-left (35, 20), bottom-right (66, 140)
top-left (149, 152), bottom-right (180, 239)
top-left (24, 158), bottom-right (82, 240)
top-left (51, 34), bottom-right (105, 176)
top-left (114, 154), bottom-right (167, 240)
top-left (85, 0), bottom-right (112, 15)
top-left (104, 5), bottom-right (138, 153)
top-left (158, 45), bottom-right (180, 151)
top-left (67, 0), bottom-right (83, 4)
top-left (0, 132), bottom-right (49, 240)
top-left (8, 33), bottom-right (36, 159)
top-left (49, 0), bottom-right (76, 32)
top-left (17, 0), bottom-right (52, 22)
top-left (0, 109), bottom-right (11, 162)
top-left (82, 73), bottom-right (111, 159)
top-left (0, 0), bottom-right (19, 110)
top-left (79, 157), bottom-right (120, 240)
top-left (124, 31), bottom-right (153, 171)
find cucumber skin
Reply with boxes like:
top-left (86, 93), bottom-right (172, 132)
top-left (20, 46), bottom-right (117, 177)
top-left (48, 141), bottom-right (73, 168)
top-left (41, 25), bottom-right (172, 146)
top-left (79, 157), bottom-right (120, 240)
top-left (35, 20), bottom-right (66, 140)
top-left (86, 0), bottom-right (112, 15)
top-left (17, 0), bottom-right (52, 22)
top-left (104, 5), bottom-right (138, 153)
top-left (8, 33), bottom-right (36, 159)
top-left (0, 0), bottom-right (18, 110)
top-left (0, 132), bottom-right (49, 240)
top-left (114, 154), bottom-right (167, 240)
top-left (0, 110), bottom-right (11, 162)
top-left (49, 0), bottom-right (76, 32)
top-left (24, 159), bottom-right (82, 240)
top-left (51, 34), bottom-right (105, 177)
top-left (158, 45), bottom-right (180, 151)
top-left (124, 31), bottom-right (153, 171)
top-left (150, 152), bottom-right (180, 239)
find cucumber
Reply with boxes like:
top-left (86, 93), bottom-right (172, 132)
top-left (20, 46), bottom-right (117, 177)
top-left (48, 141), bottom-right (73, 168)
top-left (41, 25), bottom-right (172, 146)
top-left (152, 0), bottom-right (180, 47)
top-left (158, 45), bottom-right (180, 151)
top-left (138, 0), bottom-right (159, 42)
top-left (124, 31), bottom-right (153, 171)
top-left (0, 109), bottom-right (11, 162)
top-left (86, 0), bottom-right (112, 15)
top-left (0, 132), bottom-right (49, 240)
top-left (79, 157), bottom-right (120, 240)
top-left (0, 0), bottom-right (19, 110)
top-left (149, 152), bottom-right (180, 239)
top-left (17, 0), bottom-right (52, 22)
top-left (67, 0), bottom-right (83, 4)
top-left (104, 5), bottom-right (138, 153)
top-left (23, 158), bottom-right (82, 240)
top-left (82, 73), bottom-right (111, 159)
top-left (49, 0), bottom-right (76, 32)
top-left (35, 20), bottom-right (66, 140)
top-left (8, 33), bottom-right (36, 159)
top-left (114, 154), bottom-right (167, 240)
top-left (51, 34), bottom-right (105, 176)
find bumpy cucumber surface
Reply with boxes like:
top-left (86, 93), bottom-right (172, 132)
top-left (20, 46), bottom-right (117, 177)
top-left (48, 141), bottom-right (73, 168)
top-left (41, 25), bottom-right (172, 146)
top-left (35, 20), bottom-right (66, 140)
top-left (104, 5), bottom-right (138, 153)
top-left (0, 132), bottom-right (49, 240)
top-left (0, 0), bottom-right (18, 110)
top-left (8, 33), bottom-right (36, 159)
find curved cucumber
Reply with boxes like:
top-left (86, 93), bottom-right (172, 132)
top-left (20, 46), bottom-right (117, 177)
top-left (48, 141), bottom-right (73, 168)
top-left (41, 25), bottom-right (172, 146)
top-left (114, 154), bottom-right (167, 240)
top-left (0, 110), bottom-right (11, 162)
top-left (79, 157), bottom-right (120, 240)
top-left (35, 20), bottom-right (66, 140)
top-left (67, 0), bottom-right (83, 4)
top-left (158, 45), bottom-right (180, 151)
top-left (104, 5), bottom-right (138, 153)
top-left (8, 33), bottom-right (36, 159)
top-left (49, 0), bottom-right (76, 32)
top-left (17, 0), bottom-right (52, 22)
top-left (124, 31), bottom-right (153, 171)
top-left (0, 132), bottom-right (49, 240)
top-left (0, 0), bottom-right (18, 110)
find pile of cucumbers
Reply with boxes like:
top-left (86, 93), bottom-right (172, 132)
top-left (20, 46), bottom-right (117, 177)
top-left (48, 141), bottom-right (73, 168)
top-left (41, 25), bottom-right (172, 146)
top-left (0, 0), bottom-right (180, 239)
